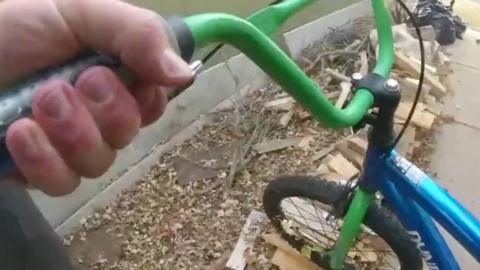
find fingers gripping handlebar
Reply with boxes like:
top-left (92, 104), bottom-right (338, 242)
top-left (0, 17), bottom-right (198, 174)
top-left (0, 0), bottom-right (394, 175)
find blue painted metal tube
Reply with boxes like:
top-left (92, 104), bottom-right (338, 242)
top-left (385, 152), bottom-right (480, 263)
top-left (361, 146), bottom-right (460, 269)
top-left (381, 174), bottom-right (460, 270)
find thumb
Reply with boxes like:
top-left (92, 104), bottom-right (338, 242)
top-left (55, 0), bottom-right (193, 86)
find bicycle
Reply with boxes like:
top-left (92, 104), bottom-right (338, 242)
top-left (0, 0), bottom-right (478, 269)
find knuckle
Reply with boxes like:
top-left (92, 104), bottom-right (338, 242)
top-left (44, 179), bottom-right (79, 197)
top-left (79, 149), bottom-right (115, 178)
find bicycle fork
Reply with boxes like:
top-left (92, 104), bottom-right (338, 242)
top-left (328, 188), bottom-right (376, 269)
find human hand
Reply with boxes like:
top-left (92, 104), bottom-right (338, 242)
top-left (0, 0), bottom-right (193, 196)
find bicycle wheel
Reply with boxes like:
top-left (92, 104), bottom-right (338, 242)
top-left (263, 176), bottom-right (423, 270)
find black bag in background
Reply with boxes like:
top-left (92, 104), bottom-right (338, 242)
top-left (414, 0), bottom-right (467, 45)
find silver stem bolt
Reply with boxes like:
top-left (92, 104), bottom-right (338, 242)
top-left (352, 72), bottom-right (363, 82)
top-left (385, 78), bottom-right (400, 92)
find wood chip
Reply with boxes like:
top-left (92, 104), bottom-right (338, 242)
top-left (316, 164), bottom-right (330, 175)
top-left (253, 137), bottom-right (302, 154)
top-left (425, 102), bottom-right (442, 116)
top-left (345, 39), bottom-right (362, 51)
top-left (263, 234), bottom-right (295, 255)
top-left (327, 154), bottom-right (359, 180)
top-left (394, 76), bottom-right (431, 101)
top-left (358, 251), bottom-right (378, 263)
top-left (359, 50), bottom-right (369, 75)
top-left (271, 249), bottom-right (324, 270)
top-left (347, 137), bottom-right (368, 154)
top-left (395, 102), bottom-right (436, 129)
top-left (414, 112), bottom-right (435, 129)
top-left (395, 51), bottom-right (446, 98)
top-left (274, 92), bottom-right (291, 99)
top-left (408, 56), bottom-right (437, 74)
top-left (335, 82), bottom-right (352, 108)
top-left (263, 234), bottom-right (323, 270)
top-left (324, 153), bottom-right (335, 161)
top-left (311, 134), bottom-right (358, 162)
top-left (432, 40), bottom-right (441, 64)
top-left (279, 110), bottom-right (294, 127)
top-left (325, 68), bottom-right (351, 82)
top-left (438, 51), bottom-right (451, 67)
top-left (335, 141), bottom-right (364, 168)
top-left (265, 97), bottom-right (296, 111)
top-left (395, 126), bottom-right (417, 156)
top-left (226, 210), bottom-right (267, 270)
top-left (310, 146), bottom-right (335, 162)
top-left (363, 234), bottom-right (391, 250)
top-left (302, 57), bottom-right (316, 72)
top-left (424, 94), bottom-right (437, 105)
top-left (325, 91), bottom-right (340, 100)
top-left (394, 102), bottom-right (416, 119)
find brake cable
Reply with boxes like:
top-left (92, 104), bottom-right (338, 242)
top-left (328, 0), bottom-right (427, 204)
top-left (200, 0), bottom-right (285, 64)
top-left (389, 0), bottom-right (426, 150)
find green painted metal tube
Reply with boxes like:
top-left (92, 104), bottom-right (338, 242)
top-left (248, 0), bottom-right (316, 36)
top-left (185, 14), bottom-right (372, 128)
top-left (329, 189), bottom-right (376, 269)
top-left (371, 0), bottom-right (395, 77)
top-left (183, 0), bottom-right (393, 128)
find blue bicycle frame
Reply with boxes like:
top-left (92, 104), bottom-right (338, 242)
top-left (360, 144), bottom-right (480, 269)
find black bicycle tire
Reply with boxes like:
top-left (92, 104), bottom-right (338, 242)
top-left (263, 176), bottom-right (423, 270)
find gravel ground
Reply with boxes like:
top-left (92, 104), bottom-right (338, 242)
top-left (66, 82), bottom-right (350, 269)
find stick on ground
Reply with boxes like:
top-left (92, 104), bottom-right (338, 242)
top-left (335, 82), bottom-right (352, 108)
top-left (226, 210), bottom-right (267, 270)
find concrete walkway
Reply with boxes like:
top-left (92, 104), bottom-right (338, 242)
top-left (430, 29), bottom-right (480, 269)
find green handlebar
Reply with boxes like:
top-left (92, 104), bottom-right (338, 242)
top-left (248, 0), bottom-right (316, 36)
top-left (372, 0), bottom-right (395, 77)
top-left (184, 0), bottom-right (394, 128)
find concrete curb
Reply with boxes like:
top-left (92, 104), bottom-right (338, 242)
top-left (285, 1), bottom-right (372, 58)
top-left (53, 0), bottom-right (371, 236)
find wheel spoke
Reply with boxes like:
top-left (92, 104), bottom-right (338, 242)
top-left (309, 198), bottom-right (333, 247)
top-left (283, 212), bottom-right (341, 246)
top-left (288, 198), bottom-right (324, 245)
top-left (282, 198), bottom-right (342, 248)
top-left (283, 210), bottom-right (338, 232)
top-left (279, 196), bottom-right (401, 269)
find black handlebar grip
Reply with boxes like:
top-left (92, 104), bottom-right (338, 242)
top-left (167, 16), bottom-right (195, 62)
top-left (0, 16), bottom-right (196, 177)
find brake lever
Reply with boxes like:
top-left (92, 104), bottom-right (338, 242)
top-left (168, 60), bottom-right (203, 100)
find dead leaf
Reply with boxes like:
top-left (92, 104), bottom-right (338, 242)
top-left (174, 157), bottom-right (218, 185)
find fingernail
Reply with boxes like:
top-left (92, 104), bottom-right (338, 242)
top-left (78, 70), bottom-right (114, 103)
top-left (159, 48), bottom-right (193, 81)
top-left (17, 127), bottom-right (42, 160)
top-left (38, 86), bottom-right (73, 120)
